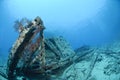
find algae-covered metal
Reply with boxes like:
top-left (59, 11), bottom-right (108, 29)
top-left (0, 17), bottom-right (78, 80)
top-left (7, 16), bottom-right (45, 80)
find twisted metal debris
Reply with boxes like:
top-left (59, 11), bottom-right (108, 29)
top-left (6, 16), bottom-right (45, 80)
top-left (0, 16), bottom-right (79, 80)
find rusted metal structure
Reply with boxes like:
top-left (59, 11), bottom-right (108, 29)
top-left (7, 16), bottom-right (45, 80)
top-left (0, 17), bottom-right (78, 80)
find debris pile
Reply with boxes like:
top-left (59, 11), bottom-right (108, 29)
top-left (0, 17), bottom-right (78, 80)
top-left (61, 44), bottom-right (120, 80)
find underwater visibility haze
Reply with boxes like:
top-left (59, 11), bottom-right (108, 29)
top-left (0, 0), bottom-right (120, 80)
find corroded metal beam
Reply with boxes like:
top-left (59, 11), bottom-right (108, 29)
top-left (7, 16), bottom-right (45, 80)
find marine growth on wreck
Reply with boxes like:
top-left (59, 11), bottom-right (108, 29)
top-left (0, 17), bottom-right (80, 80)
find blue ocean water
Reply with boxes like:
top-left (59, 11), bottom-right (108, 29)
top-left (0, 0), bottom-right (120, 56)
top-left (0, 0), bottom-right (120, 80)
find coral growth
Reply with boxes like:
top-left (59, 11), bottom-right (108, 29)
top-left (14, 18), bottom-right (30, 33)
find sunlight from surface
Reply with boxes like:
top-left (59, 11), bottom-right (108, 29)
top-left (4, 0), bottom-right (106, 27)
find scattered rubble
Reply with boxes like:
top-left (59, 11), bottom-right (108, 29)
top-left (61, 44), bottom-right (120, 80)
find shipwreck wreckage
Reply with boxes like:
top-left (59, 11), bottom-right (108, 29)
top-left (0, 16), bottom-right (94, 80)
